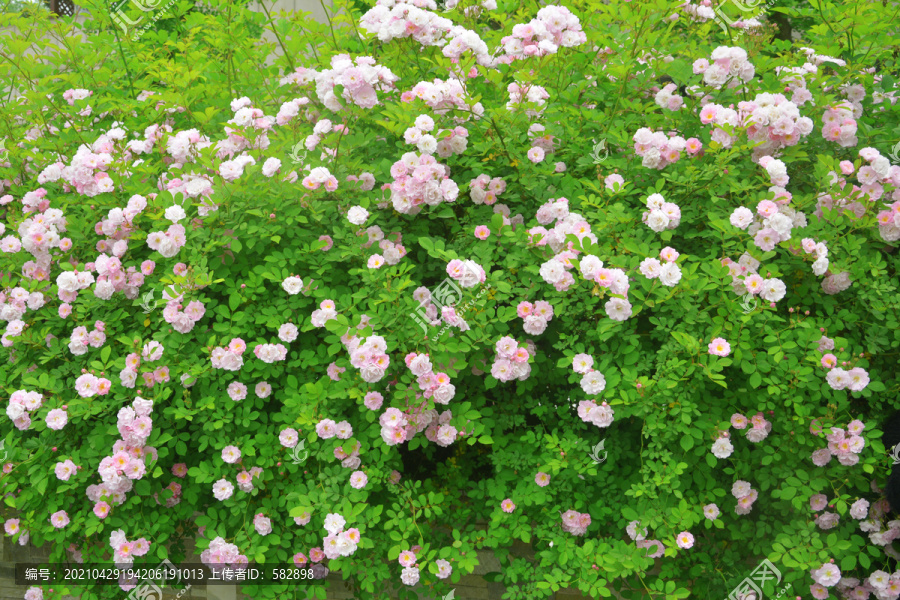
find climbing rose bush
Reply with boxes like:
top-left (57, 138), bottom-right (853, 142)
top-left (1, 0), bottom-right (900, 598)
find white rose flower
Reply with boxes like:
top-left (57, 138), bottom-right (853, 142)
top-left (164, 204), bottom-right (186, 223)
top-left (282, 276), bottom-right (303, 295)
top-left (347, 206), bottom-right (369, 225)
top-left (659, 262), bottom-right (682, 287)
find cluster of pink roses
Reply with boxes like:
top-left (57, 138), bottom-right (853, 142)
top-left (274, 94), bottom-right (311, 126)
top-left (55, 269), bottom-right (95, 303)
top-left (678, 0), bottom-right (716, 22)
top-left (164, 128), bottom-right (211, 167)
top-left (506, 82), bottom-right (550, 118)
top-left (570, 354), bottom-right (608, 399)
top-left (346, 335), bottom-right (390, 383)
top-left (759, 155), bottom-right (789, 187)
top-left (362, 226), bottom-right (408, 270)
top-left (146, 223), bottom-right (186, 259)
top-left (378, 406), bottom-right (410, 447)
top-left (718, 253), bottom-right (788, 303)
top-left (638, 247), bottom-right (683, 288)
top-left (254, 342), bottom-right (288, 364)
top-left (693, 46), bottom-right (755, 89)
top-left (632, 128), bottom-right (699, 170)
top-left (406, 352), bottom-right (458, 407)
top-left (316, 417), bottom-right (354, 441)
top-left (811, 419), bottom-right (867, 469)
top-left (1, 194), bottom-right (70, 283)
top-left (109, 530), bottom-right (151, 568)
top-left (323, 512), bottom-right (361, 560)
top-left (402, 77), bottom-right (485, 120)
top-left (218, 154), bottom-right (258, 183)
top-left (817, 339), bottom-right (871, 393)
top-left (469, 173), bottom-right (507, 205)
top-left (201, 536), bottom-right (248, 569)
top-left (820, 100), bottom-right (859, 148)
top-left (0, 287), bottom-right (45, 346)
top-left (654, 83), bottom-right (684, 111)
top-left (732, 479), bottom-right (759, 515)
top-left (161, 291), bottom-right (206, 334)
top-left (517, 300), bottom-right (554, 335)
top-left (360, 1), bottom-right (448, 45)
top-left (528, 123), bottom-right (557, 158)
top-left (118, 347), bottom-right (170, 391)
top-left (500, 5), bottom-right (587, 61)
top-left (423, 408), bottom-right (460, 447)
top-left (489, 336), bottom-right (533, 382)
top-left (94, 195), bottom-right (147, 254)
top-left (446, 258), bottom-right (487, 289)
top-left (338, 442), bottom-right (364, 472)
top-left (311, 299), bottom-right (339, 328)
top-left (732, 412), bottom-right (772, 443)
top-left (313, 54), bottom-right (399, 112)
top-left (75, 372), bottom-right (112, 398)
top-left (731, 199), bottom-right (805, 253)
top-left (5, 389), bottom-right (44, 431)
top-left (213, 455), bottom-right (264, 501)
top-left (301, 166), bottom-right (339, 192)
top-left (211, 337), bottom-right (246, 371)
top-left (411, 285), bottom-right (468, 332)
top-left (388, 152), bottom-right (459, 215)
top-left (701, 92), bottom-right (812, 161)
top-left (641, 193), bottom-right (681, 232)
top-left (88, 252), bottom-right (149, 302)
top-left (806, 559), bottom-right (900, 600)
top-left (561, 510), bottom-right (591, 536)
top-left (43, 135), bottom-right (119, 197)
top-left (3, 518), bottom-right (29, 547)
top-left (577, 399), bottom-right (614, 429)
top-left (67, 321), bottom-right (106, 356)
top-left (106, 397), bottom-right (154, 468)
top-left (397, 548), bottom-right (425, 586)
top-left (532, 199), bottom-right (590, 288)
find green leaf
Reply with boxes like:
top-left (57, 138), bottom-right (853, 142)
top-left (680, 435), bottom-right (694, 452)
top-left (749, 372), bottom-right (762, 388)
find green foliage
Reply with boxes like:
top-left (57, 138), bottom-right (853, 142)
top-left (0, 0), bottom-right (899, 598)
